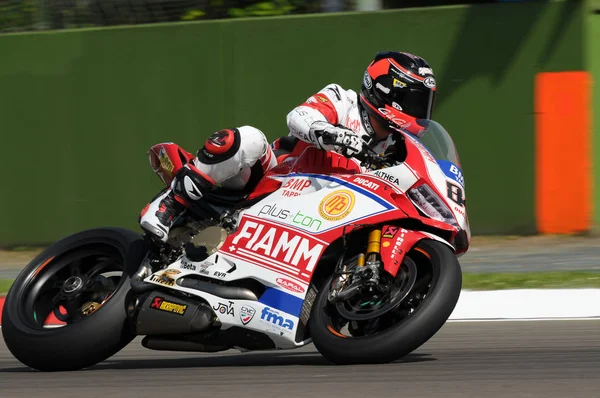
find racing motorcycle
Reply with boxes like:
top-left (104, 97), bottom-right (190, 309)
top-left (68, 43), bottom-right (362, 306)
top-left (1, 119), bottom-right (470, 371)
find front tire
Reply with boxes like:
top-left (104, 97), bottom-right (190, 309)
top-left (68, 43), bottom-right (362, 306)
top-left (1, 227), bottom-right (147, 371)
top-left (308, 239), bottom-right (462, 364)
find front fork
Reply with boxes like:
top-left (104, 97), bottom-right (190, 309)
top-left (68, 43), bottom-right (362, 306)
top-left (329, 227), bottom-right (384, 302)
top-left (357, 228), bottom-right (383, 284)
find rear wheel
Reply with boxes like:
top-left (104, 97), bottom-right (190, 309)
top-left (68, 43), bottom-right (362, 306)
top-left (308, 239), bottom-right (462, 364)
top-left (1, 228), bottom-right (147, 371)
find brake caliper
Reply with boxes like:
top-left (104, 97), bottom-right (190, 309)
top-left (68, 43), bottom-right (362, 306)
top-left (328, 228), bottom-right (386, 303)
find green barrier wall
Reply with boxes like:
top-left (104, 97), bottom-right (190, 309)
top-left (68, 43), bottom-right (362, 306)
top-left (0, 0), bottom-right (586, 245)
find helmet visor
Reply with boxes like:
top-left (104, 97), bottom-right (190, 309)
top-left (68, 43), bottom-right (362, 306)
top-left (392, 88), bottom-right (435, 120)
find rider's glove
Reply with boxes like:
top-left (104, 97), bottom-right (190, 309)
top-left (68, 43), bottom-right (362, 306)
top-left (309, 121), bottom-right (366, 158)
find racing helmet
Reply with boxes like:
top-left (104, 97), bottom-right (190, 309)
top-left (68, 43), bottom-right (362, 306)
top-left (359, 51), bottom-right (436, 137)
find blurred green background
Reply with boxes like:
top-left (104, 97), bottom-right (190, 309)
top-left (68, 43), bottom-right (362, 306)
top-left (0, 0), bottom-right (595, 245)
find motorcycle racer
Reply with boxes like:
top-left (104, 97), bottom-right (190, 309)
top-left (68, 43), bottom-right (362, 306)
top-left (140, 51), bottom-right (437, 244)
top-left (273, 51), bottom-right (437, 163)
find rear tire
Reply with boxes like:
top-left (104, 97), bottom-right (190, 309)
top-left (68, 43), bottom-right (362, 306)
top-left (1, 227), bottom-right (147, 371)
top-left (308, 239), bottom-right (462, 364)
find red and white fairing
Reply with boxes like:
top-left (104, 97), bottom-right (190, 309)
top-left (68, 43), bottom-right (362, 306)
top-left (143, 121), bottom-right (470, 349)
top-left (402, 132), bottom-right (470, 241)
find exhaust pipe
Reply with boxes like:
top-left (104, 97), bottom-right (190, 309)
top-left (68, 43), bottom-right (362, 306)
top-left (130, 257), bottom-right (156, 293)
top-left (135, 291), bottom-right (215, 335)
top-left (142, 336), bottom-right (229, 353)
top-left (178, 278), bottom-right (258, 301)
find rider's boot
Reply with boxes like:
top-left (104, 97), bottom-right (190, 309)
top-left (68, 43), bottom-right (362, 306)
top-left (140, 164), bottom-right (216, 243)
top-left (139, 189), bottom-right (185, 243)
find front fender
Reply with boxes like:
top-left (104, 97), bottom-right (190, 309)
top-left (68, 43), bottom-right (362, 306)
top-left (380, 226), bottom-right (455, 277)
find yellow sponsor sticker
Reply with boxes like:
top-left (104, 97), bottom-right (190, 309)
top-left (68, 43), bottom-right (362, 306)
top-left (318, 190), bottom-right (355, 221)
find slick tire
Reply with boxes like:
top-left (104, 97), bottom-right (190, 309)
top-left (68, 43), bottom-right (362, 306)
top-left (308, 239), bottom-right (462, 365)
top-left (1, 227), bottom-right (147, 371)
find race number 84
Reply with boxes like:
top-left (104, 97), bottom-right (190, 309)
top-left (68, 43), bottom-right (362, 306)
top-left (446, 181), bottom-right (465, 207)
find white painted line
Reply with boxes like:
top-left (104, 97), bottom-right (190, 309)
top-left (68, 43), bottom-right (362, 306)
top-left (449, 289), bottom-right (600, 320)
top-left (2, 289), bottom-right (600, 328)
top-left (448, 317), bottom-right (600, 323)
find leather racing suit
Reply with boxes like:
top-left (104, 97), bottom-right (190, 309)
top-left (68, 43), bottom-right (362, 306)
top-left (273, 83), bottom-right (395, 161)
top-left (139, 126), bottom-right (278, 243)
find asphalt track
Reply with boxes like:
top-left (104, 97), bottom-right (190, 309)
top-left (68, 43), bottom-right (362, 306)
top-left (0, 320), bottom-right (598, 398)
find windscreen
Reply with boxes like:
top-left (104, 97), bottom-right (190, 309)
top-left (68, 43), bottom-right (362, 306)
top-left (413, 119), bottom-right (461, 167)
top-left (407, 119), bottom-right (465, 188)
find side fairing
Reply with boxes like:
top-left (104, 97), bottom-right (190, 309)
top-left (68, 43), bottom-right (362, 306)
top-left (144, 256), bottom-right (306, 349)
top-left (238, 173), bottom-right (400, 237)
top-left (143, 173), bottom-right (403, 348)
top-left (215, 173), bottom-right (402, 288)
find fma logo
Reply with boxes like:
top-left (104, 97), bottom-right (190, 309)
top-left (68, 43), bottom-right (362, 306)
top-left (260, 307), bottom-right (294, 330)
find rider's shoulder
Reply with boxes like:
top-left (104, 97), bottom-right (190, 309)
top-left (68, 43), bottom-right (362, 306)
top-left (319, 83), bottom-right (354, 102)
top-left (236, 125), bottom-right (266, 136)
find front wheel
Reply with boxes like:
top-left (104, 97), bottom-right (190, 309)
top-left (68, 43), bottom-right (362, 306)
top-left (308, 239), bottom-right (462, 365)
top-left (1, 227), bottom-right (148, 371)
